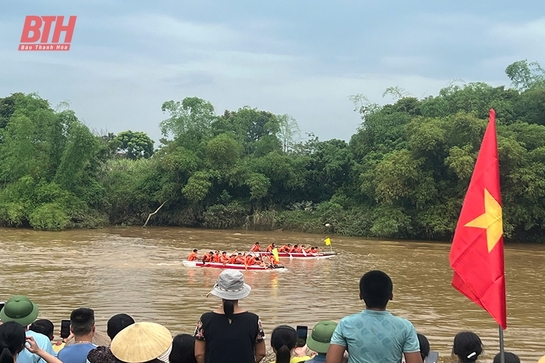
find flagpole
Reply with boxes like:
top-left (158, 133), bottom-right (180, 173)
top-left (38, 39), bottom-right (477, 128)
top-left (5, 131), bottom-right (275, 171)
top-left (499, 326), bottom-right (505, 363)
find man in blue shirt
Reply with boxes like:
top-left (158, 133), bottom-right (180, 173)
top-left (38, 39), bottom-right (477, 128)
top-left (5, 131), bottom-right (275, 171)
top-left (326, 270), bottom-right (422, 363)
top-left (58, 308), bottom-right (97, 363)
top-left (0, 295), bottom-right (56, 363)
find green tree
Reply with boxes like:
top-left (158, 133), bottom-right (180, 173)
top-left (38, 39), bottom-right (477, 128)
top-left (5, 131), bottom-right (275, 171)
top-left (113, 130), bottom-right (154, 159)
top-left (505, 59), bottom-right (545, 91)
top-left (160, 97), bottom-right (216, 147)
top-left (276, 114), bottom-right (301, 153)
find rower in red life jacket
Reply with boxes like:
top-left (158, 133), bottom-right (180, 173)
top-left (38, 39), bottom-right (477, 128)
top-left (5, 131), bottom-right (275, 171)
top-left (187, 249), bottom-right (199, 261)
top-left (235, 253), bottom-right (245, 264)
top-left (227, 253), bottom-right (237, 264)
top-left (287, 244), bottom-right (296, 253)
top-left (213, 250), bottom-right (221, 262)
top-left (254, 256), bottom-right (266, 267)
top-left (245, 254), bottom-right (256, 266)
top-left (266, 243), bottom-right (276, 252)
top-left (250, 242), bottom-right (261, 252)
top-left (202, 251), bottom-right (214, 263)
top-left (279, 244), bottom-right (290, 252)
top-left (220, 251), bottom-right (229, 264)
top-left (293, 244), bottom-right (303, 253)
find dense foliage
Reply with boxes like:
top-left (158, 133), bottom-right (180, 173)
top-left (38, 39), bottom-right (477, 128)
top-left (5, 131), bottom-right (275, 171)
top-left (1, 60), bottom-right (545, 242)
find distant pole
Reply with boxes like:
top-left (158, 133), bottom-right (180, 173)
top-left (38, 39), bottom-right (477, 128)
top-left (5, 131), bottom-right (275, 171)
top-left (499, 326), bottom-right (505, 363)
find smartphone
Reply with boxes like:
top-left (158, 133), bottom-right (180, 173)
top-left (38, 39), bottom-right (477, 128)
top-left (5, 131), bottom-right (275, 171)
top-left (425, 351), bottom-right (439, 363)
top-left (60, 320), bottom-right (71, 339)
top-left (296, 325), bottom-right (308, 345)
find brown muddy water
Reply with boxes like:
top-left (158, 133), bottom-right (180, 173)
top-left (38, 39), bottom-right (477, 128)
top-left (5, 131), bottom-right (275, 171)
top-left (0, 227), bottom-right (543, 362)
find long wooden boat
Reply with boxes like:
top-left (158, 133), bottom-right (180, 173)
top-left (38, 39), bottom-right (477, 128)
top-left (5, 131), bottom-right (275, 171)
top-left (254, 251), bottom-right (337, 260)
top-left (182, 260), bottom-right (288, 271)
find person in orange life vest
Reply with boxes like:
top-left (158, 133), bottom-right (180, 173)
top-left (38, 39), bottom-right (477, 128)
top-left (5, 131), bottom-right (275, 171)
top-left (279, 244), bottom-right (289, 252)
top-left (305, 245), bottom-right (313, 253)
top-left (254, 256), bottom-right (266, 267)
top-left (250, 242), bottom-right (261, 252)
top-left (245, 255), bottom-right (256, 266)
top-left (202, 251), bottom-right (214, 263)
top-left (266, 243), bottom-right (276, 252)
top-left (293, 244), bottom-right (302, 253)
top-left (235, 253), bottom-right (245, 264)
top-left (213, 251), bottom-right (221, 263)
top-left (220, 251), bottom-right (229, 264)
top-left (310, 246), bottom-right (318, 253)
top-left (188, 249), bottom-right (199, 261)
top-left (286, 244), bottom-right (295, 253)
top-left (227, 253), bottom-right (237, 264)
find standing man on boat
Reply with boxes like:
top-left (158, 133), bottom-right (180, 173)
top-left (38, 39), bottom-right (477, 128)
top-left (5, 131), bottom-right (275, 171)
top-left (325, 270), bottom-right (422, 363)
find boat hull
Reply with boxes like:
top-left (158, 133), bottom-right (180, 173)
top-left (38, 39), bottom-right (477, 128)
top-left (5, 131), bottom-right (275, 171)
top-left (182, 260), bottom-right (287, 271)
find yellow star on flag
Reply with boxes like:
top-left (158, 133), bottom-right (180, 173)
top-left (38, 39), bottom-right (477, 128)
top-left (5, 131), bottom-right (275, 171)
top-left (464, 188), bottom-right (503, 252)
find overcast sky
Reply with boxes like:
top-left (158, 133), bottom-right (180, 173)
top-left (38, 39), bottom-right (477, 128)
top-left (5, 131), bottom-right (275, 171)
top-left (2, 1), bottom-right (545, 146)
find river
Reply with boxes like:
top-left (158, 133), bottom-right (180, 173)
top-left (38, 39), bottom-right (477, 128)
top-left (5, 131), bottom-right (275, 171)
top-left (0, 227), bottom-right (543, 363)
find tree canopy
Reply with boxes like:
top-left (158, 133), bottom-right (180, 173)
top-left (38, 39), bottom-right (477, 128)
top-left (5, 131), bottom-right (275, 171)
top-left (2, 60), bottom-right (545, 242)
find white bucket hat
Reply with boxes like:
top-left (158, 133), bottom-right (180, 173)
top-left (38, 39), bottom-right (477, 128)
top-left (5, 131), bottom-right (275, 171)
top-left (208, 270), bottom-right (251, 300)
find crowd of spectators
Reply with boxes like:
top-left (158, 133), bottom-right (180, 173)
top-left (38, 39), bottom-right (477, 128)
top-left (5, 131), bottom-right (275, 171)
top-left (0, 269), bottom-right (533, 363)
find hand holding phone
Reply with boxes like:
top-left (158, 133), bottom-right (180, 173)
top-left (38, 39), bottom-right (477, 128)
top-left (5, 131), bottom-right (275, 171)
top-left (296, 325), bottom-right (308, 346)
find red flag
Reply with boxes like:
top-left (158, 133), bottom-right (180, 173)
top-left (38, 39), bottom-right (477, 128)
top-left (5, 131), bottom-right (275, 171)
top-left (449, 109), bottom-right (507, 329)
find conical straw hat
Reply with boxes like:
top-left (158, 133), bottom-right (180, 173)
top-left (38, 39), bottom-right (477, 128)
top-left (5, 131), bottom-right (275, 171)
top-left (110, 322), bottom-right (172, 363)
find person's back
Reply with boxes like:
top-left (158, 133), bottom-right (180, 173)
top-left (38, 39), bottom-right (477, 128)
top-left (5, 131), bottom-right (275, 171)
top-left (169, 334), bottom-right (198, 363)
top-left (58, 308), bottom-right (97, 363)
top-left (194, 270), bottom-right (266, 363)
top-left (326, 270), bottom-right (421, 363)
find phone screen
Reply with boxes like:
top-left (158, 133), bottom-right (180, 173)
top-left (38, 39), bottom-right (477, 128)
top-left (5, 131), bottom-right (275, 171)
top-left (296, 325), bottom-right (308, 345)
top-left (425, 351), bottom-right (439, 363)
top-left (0, 302), bottom-right (5, 312)
top-left (60, 320), bottom-right (71, 339)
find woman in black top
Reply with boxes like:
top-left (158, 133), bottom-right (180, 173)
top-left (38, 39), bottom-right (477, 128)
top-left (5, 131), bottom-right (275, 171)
top-left (194, 270), bottom-right (266, 363)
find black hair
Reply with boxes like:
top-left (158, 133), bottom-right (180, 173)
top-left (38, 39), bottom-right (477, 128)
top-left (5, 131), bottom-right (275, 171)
top-left (107, 313), bottom-right (135, 340)
top-left (271, 325), bottom-right (297, 363)
top-left (169, 334), bottom-right (197, 363)
top-left (87, 346), bottom-right (119, 363)
top-left (223, 300), bottom-right (235, 321)
top-left (359, 270), bottom-right (393, 309)
top-left (493, 352), bottom-right (520, 363)
top-left (70, 307), bottom-right (95, 336)
top-left (0, 321), bottom-right (26, 363)
top-left (29, 319), bottom-right (55, 341)
top-left (452, 331), bottom-right (483, 363)
top-left (417, 333), bottom-right (430, 360)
